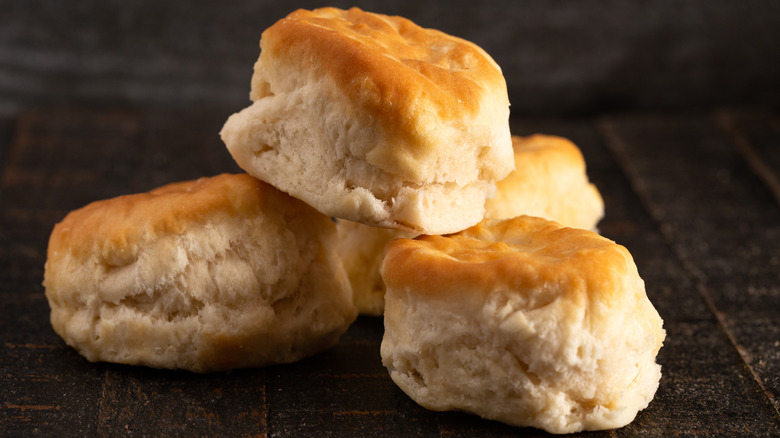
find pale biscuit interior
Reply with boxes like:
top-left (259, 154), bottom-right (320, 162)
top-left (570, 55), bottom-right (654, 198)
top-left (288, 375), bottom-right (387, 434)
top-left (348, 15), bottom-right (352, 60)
top-left (220, 7), bottom-right (513, 235)
top-left (338, 134), bottom-right (604, 316)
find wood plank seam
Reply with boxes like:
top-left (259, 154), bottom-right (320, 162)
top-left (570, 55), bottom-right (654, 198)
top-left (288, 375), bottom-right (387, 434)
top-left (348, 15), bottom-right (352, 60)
top-left (0, 115), bottom-right (15, 194)
top-left (3, 342), bottom-right (60, 350)
top-left (0, 113), bottom-right (29, 207)
top-left (716, 111), bottom-right (780, 208)
top-left (595, 116), bottom-right (780, 421)
top-left (3, 404), bottom-right (61, 412)
top-left (96, 368), bottom-right (116, 436)
top-left (0, 110), bottom-right (39, 184)
top-left (259, 374), bottom-right (269, 437)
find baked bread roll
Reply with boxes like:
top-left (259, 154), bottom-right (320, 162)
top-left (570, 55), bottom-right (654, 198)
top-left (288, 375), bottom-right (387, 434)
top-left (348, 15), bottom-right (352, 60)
top-left (485, 134), bottom-right (603, 231)
top-left (338, 134), bottom-right (603, 316)
top-left (43, 173), bottom-right (357, 373)
top-left (335, 220), bottom-right (414, 316)
top-left (220, 7), bottom-right (513, 235)
top-left (380, 216), bottom-right (664, 433)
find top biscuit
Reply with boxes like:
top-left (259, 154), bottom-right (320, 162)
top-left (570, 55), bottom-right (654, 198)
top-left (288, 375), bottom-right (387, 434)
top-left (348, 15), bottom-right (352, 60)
top-left (221, 7), bottom-right (513, 234)
top-left (252, 7), bottom-right (509, 174)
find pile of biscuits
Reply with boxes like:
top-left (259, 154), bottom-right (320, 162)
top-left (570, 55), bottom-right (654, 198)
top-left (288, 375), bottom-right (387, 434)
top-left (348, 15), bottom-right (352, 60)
top-left (43, 7), bottom-right (664, 434)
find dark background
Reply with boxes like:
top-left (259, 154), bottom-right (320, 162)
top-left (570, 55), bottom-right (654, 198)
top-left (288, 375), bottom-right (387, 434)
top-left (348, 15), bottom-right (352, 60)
top-left (1, 0), bottom-right (779, 116)
top-left (2, 1), bottom-right (780, 437)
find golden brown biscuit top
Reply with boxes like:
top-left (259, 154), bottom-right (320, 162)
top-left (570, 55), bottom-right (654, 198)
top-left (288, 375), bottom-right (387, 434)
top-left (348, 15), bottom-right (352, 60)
top-left (47, 174), bottom-right (284, 266)
top-left (489, 134), bottom-right (589, 212)
top-left (257, 7), bottom-right (507, 131)
top-left (511, 134), bottom-right (586, 169)
top-left (382, 216), bottom-right (636, 304)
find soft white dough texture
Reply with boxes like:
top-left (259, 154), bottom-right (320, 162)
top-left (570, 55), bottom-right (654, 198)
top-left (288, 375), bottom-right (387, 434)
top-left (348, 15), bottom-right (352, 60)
top-left (336, 134), bottom-right (605, 316)
top-left (380, 217), bottom-right (665, 433)
top-left (44, 175), bottom-right (358, 372)
top-left (382, 289), bottom-right (663, 433)
top-left (220, 7), bottom-right (514, 234)
top-left (221, 75), bottom-right (504, 234)
top-left (335, 220), bottom-right (415, 316)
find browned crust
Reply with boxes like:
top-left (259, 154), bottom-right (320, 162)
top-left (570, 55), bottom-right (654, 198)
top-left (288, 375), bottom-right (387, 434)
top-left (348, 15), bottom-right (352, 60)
top-left (46, 174), bottom-right (282, 265)
top-left (258, 7), bottom-right (507, 145)
top-left (510, 134), bottom-right (586, 168)
top-left (381, 216), bottom-right (634, 301)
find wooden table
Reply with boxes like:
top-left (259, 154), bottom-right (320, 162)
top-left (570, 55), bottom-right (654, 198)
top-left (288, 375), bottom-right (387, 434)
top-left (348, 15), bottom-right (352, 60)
top-left (1, 107), bottom-right (779, 436)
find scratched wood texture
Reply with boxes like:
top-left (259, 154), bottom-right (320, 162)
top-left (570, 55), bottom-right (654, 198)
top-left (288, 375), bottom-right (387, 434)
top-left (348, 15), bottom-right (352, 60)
top-left (1, 108), bottom-right (779, 437)
top-left (1, 1), bottom-right (778, 115)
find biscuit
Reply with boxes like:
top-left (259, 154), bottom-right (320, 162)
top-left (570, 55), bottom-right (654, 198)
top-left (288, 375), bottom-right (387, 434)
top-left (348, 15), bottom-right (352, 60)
top-left (43, 173), bottom-right (357, 373)
top-left (220, 7), bottom-right (513, 234)
top-left (335, 219), bottom-right (414, 316)
top-left (380, 216), bottom-right (664, 433)
top-left (485, 134), bottom-right (604, 231)
top-left (338, 134), bottom-right (603, 316)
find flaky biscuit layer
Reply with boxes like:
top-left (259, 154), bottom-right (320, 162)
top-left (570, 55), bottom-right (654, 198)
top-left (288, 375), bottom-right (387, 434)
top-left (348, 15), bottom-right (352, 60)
top-left (380, 216), bottom-right (664, 433)
top-left (44, 174), bottom-right (357, 372)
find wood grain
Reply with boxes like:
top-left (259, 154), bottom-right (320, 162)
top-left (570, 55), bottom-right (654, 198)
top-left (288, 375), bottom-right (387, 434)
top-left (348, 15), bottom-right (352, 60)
top-left (599, 113), bottom-right (780, 418)
top-left (0, 1), bottom-right (778, 115)
top-left (1, 108), bottom-right (778, 436)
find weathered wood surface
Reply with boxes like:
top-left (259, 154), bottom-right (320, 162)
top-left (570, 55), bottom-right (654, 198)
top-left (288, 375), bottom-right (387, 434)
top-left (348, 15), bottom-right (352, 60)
top-left (1, 108), bottom-right (779, 436)
top-left (1, 1), bottom-right (778, 115)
